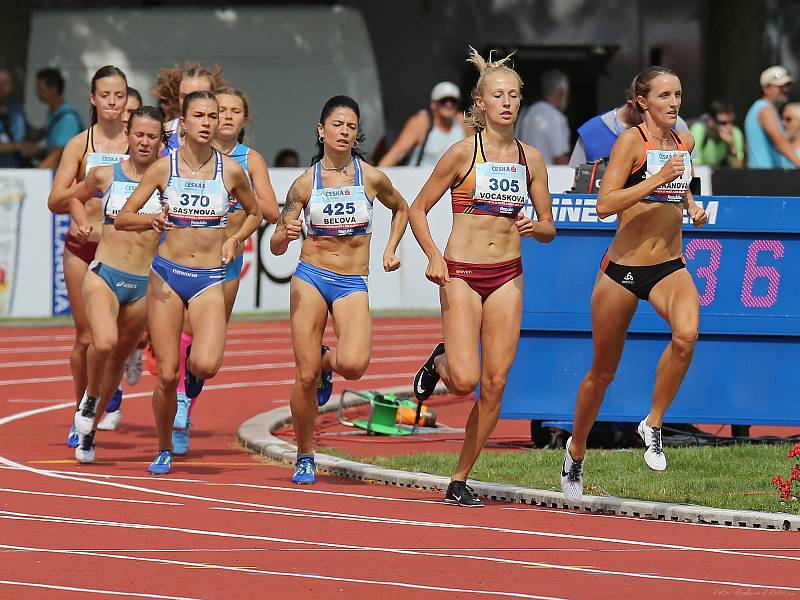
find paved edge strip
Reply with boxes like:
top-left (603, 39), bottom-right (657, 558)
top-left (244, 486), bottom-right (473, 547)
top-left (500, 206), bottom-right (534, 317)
top-left (237, 385), bottom-right (800, 531)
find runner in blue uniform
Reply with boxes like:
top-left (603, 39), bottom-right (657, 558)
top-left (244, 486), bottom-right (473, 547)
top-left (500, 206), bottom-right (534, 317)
top-left (270, 95), bottom-right (408, 484)
top-left (69, 106), bottom-right (167, 463)
top-left (115, 91), bottom-right (261, 475)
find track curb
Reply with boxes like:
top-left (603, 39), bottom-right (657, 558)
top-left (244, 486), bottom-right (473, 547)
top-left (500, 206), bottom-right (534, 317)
top-left (238, 385), bottom-right (800, 531)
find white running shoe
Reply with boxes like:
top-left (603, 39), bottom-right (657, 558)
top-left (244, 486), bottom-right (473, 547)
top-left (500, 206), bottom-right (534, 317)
top-left (75, 431), bottom-right (95, 464)
top-left (74, 395), bottom-right (98, 435)
top-left (638, 419), bottom-right (667, 471)
top-left (125, 348), bottom-right (143, 386)
top-left (97, 410), bottom-right (122, 431)
top-left (560, 436), bottom-right (584, 501)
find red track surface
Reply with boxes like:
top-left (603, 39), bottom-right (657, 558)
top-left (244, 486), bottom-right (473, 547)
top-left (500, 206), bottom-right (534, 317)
top-left (1, 317), bottom-right (799, 599)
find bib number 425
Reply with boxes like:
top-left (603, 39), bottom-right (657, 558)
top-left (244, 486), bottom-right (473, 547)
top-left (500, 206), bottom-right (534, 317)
top-left (322, 202), bottom-right (355, 216)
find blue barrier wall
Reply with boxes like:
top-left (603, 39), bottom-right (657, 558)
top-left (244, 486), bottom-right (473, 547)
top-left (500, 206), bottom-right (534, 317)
top-left (501, 195), bottom-right (800, 426)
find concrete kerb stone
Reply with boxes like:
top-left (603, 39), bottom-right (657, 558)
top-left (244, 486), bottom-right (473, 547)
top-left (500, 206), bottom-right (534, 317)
top-left (237, 385), bottom-right (800, 531)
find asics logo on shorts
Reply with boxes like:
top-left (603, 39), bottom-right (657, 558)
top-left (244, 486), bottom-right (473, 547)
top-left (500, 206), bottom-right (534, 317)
top-left (115, 281), bottom-right (138, 289)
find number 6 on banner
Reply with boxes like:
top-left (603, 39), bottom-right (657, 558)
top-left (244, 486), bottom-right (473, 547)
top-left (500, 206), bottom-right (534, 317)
top-left (741, 240), bottom-right (784, 308)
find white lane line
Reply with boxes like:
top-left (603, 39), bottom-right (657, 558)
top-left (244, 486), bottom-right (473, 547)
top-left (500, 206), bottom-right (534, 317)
top-left (0, 580), bottom-right (198, 599)
top-left (205, 506), bottom-right (800, 564)
top-left (11, 546), bottom-right (799, 554)
top-left (0, 487), bottom-right (182, 506)
top-left (0, 543), bottom-right (561, 600)
top-left (1, 517), bottom-right (798, 593)
top-left (8, 468), bottom-right (445, 505)
top-left (0, 330), bottom-right (442, 356)
top-left (0, 322), bottom-right (439, 344)
top-left (0, 368), bottom-right (417, 387)
top-left (0, 343), bottom-right (434, 369)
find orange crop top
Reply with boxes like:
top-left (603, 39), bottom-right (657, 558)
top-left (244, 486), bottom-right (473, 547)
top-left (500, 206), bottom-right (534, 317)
top-left (451, 131), bottom-right (532, 217)
top-left (625, 125), bottom-right (692, 203)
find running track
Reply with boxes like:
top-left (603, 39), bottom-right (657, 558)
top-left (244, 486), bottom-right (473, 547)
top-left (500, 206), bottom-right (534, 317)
top-left (0, 317), bottom-right (799, 599)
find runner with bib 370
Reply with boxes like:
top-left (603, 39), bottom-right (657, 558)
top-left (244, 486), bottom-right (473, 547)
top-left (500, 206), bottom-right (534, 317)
top-left (408, 48), bottom-right (556, 508)
top-left (270, 95), bottom-right (408, 485)
top-left (115, 91), bottom-right (261, 476)
top-left (560, 67), bottom-right (709, 502)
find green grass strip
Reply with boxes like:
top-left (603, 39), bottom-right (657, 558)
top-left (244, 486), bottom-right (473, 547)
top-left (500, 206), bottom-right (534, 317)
top-left (322, 443), bottom-right (800, 514)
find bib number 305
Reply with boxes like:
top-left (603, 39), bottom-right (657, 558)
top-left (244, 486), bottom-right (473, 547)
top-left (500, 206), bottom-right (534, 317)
top-left (488, 178), bottom-right (520, 193)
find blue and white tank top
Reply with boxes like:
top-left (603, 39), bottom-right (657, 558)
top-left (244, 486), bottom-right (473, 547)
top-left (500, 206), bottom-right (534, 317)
top-left (103, 161), bottom-right (162, 224)
top-left (162, 150), bottom-right (229, 228)
top-left (303, 158), bottom-right (373, 236)
top-left (225, 142), bottom-right (251, 212)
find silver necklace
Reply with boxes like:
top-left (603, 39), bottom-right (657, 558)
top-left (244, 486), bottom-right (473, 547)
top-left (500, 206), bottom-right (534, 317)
top-left (320, 158), bottom-right (352, 173)
top-left (180, 150), bottom-right (214, 175)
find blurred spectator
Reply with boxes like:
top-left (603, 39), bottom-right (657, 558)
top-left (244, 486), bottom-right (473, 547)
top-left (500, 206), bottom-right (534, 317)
top-left (122, 87), bottom-right (142, 128)
top-left (744, 66), bottom-right (800, 169)
top-left (0, 67), bottom-right (33, 168)
top-left (33, 68), bottom-right (83, 169)
top-left (782, 102), bottom-right (800, 158)
top-left (274, 148), bottom-right (300, 167)
top-left (516, 69), bottom-right (570, 165)
top-left (689, 100), bottom-right (745, 168)
top-left (569, 85), bottom-right (689, 168)
top-left (377, 81), bottom-right (468, 167)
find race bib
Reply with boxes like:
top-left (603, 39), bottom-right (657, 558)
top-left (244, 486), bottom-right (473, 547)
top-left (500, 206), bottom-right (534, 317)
top-left (85, 152), bottom-right (128, 174)
top-left (472, 162), bottom-right (528, 216)
top-left (105, 181), bottom-right (161, 222)
top-left (307, 185), bottom-right (371, 236)
top-left (165, 178), bottom-right (228, 228)
top-left (645, 150), bottom-right (691, 203)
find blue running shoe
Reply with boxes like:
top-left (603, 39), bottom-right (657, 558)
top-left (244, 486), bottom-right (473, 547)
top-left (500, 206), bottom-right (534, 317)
top-left (184, 346), bottom-right (205, 399)
top-left (292, 456), bottom-right (316, 484)
top-left (67, 424), bottom-right (79, 448)
top-left (172, 418), bottom-right (190, 455)
top-left (317, 346), bottom-right (333, 406)
top-left (173, 392), bottom-right (190, 430)
top-left (106, 387), bottom-right (123, 413)
top-left (147, 450), bottom-right (173, 475)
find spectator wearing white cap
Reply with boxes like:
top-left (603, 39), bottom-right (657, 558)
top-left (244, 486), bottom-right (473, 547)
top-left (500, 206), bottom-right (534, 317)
top-left (378, 81), bottom-right (471, 167)
top-left (515, 69), bottom-right (570, 165)
top-left (744, 66), bottom-right (800, 168)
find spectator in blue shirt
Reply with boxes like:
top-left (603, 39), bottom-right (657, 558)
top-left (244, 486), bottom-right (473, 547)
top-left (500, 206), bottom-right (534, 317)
top-left (34, 68), bottom-right (83, 169)
top-left (744, 66), bottom-right (800, 169)
top-left (0, 67), bottom-right (33, 168)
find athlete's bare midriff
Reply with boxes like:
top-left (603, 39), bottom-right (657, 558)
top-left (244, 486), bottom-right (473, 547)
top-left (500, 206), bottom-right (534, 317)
top-left (300, 234), bottom-right (371, 276)
top-left (95, 225), bottom-right (160, 275)
top-left (445, 213), bottom-right (520, 264)
top-left (157, 227), bottom-right (226, 269)
top-left (605, 201), bottom-right (683, 265)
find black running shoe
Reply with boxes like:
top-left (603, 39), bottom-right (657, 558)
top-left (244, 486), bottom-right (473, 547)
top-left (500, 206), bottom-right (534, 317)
top-left (413, 343), bottom-right (445, 402)
top-left (444, 480), bottom-right (483, 507)
top-left (185, 345), bottom-right (205, 399)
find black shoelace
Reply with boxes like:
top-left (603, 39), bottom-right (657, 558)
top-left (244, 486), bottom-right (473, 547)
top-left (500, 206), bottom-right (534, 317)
top-left (649, 427), bottom-right (663, 455)
top-left (81, 397), bottom-right (97, 417)
top-left (568, 459), bottom-right (583, 483)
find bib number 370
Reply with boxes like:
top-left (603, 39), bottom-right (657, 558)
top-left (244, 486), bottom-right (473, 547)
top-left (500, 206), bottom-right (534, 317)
top-left (179, 193), bottom-right (211, 207)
